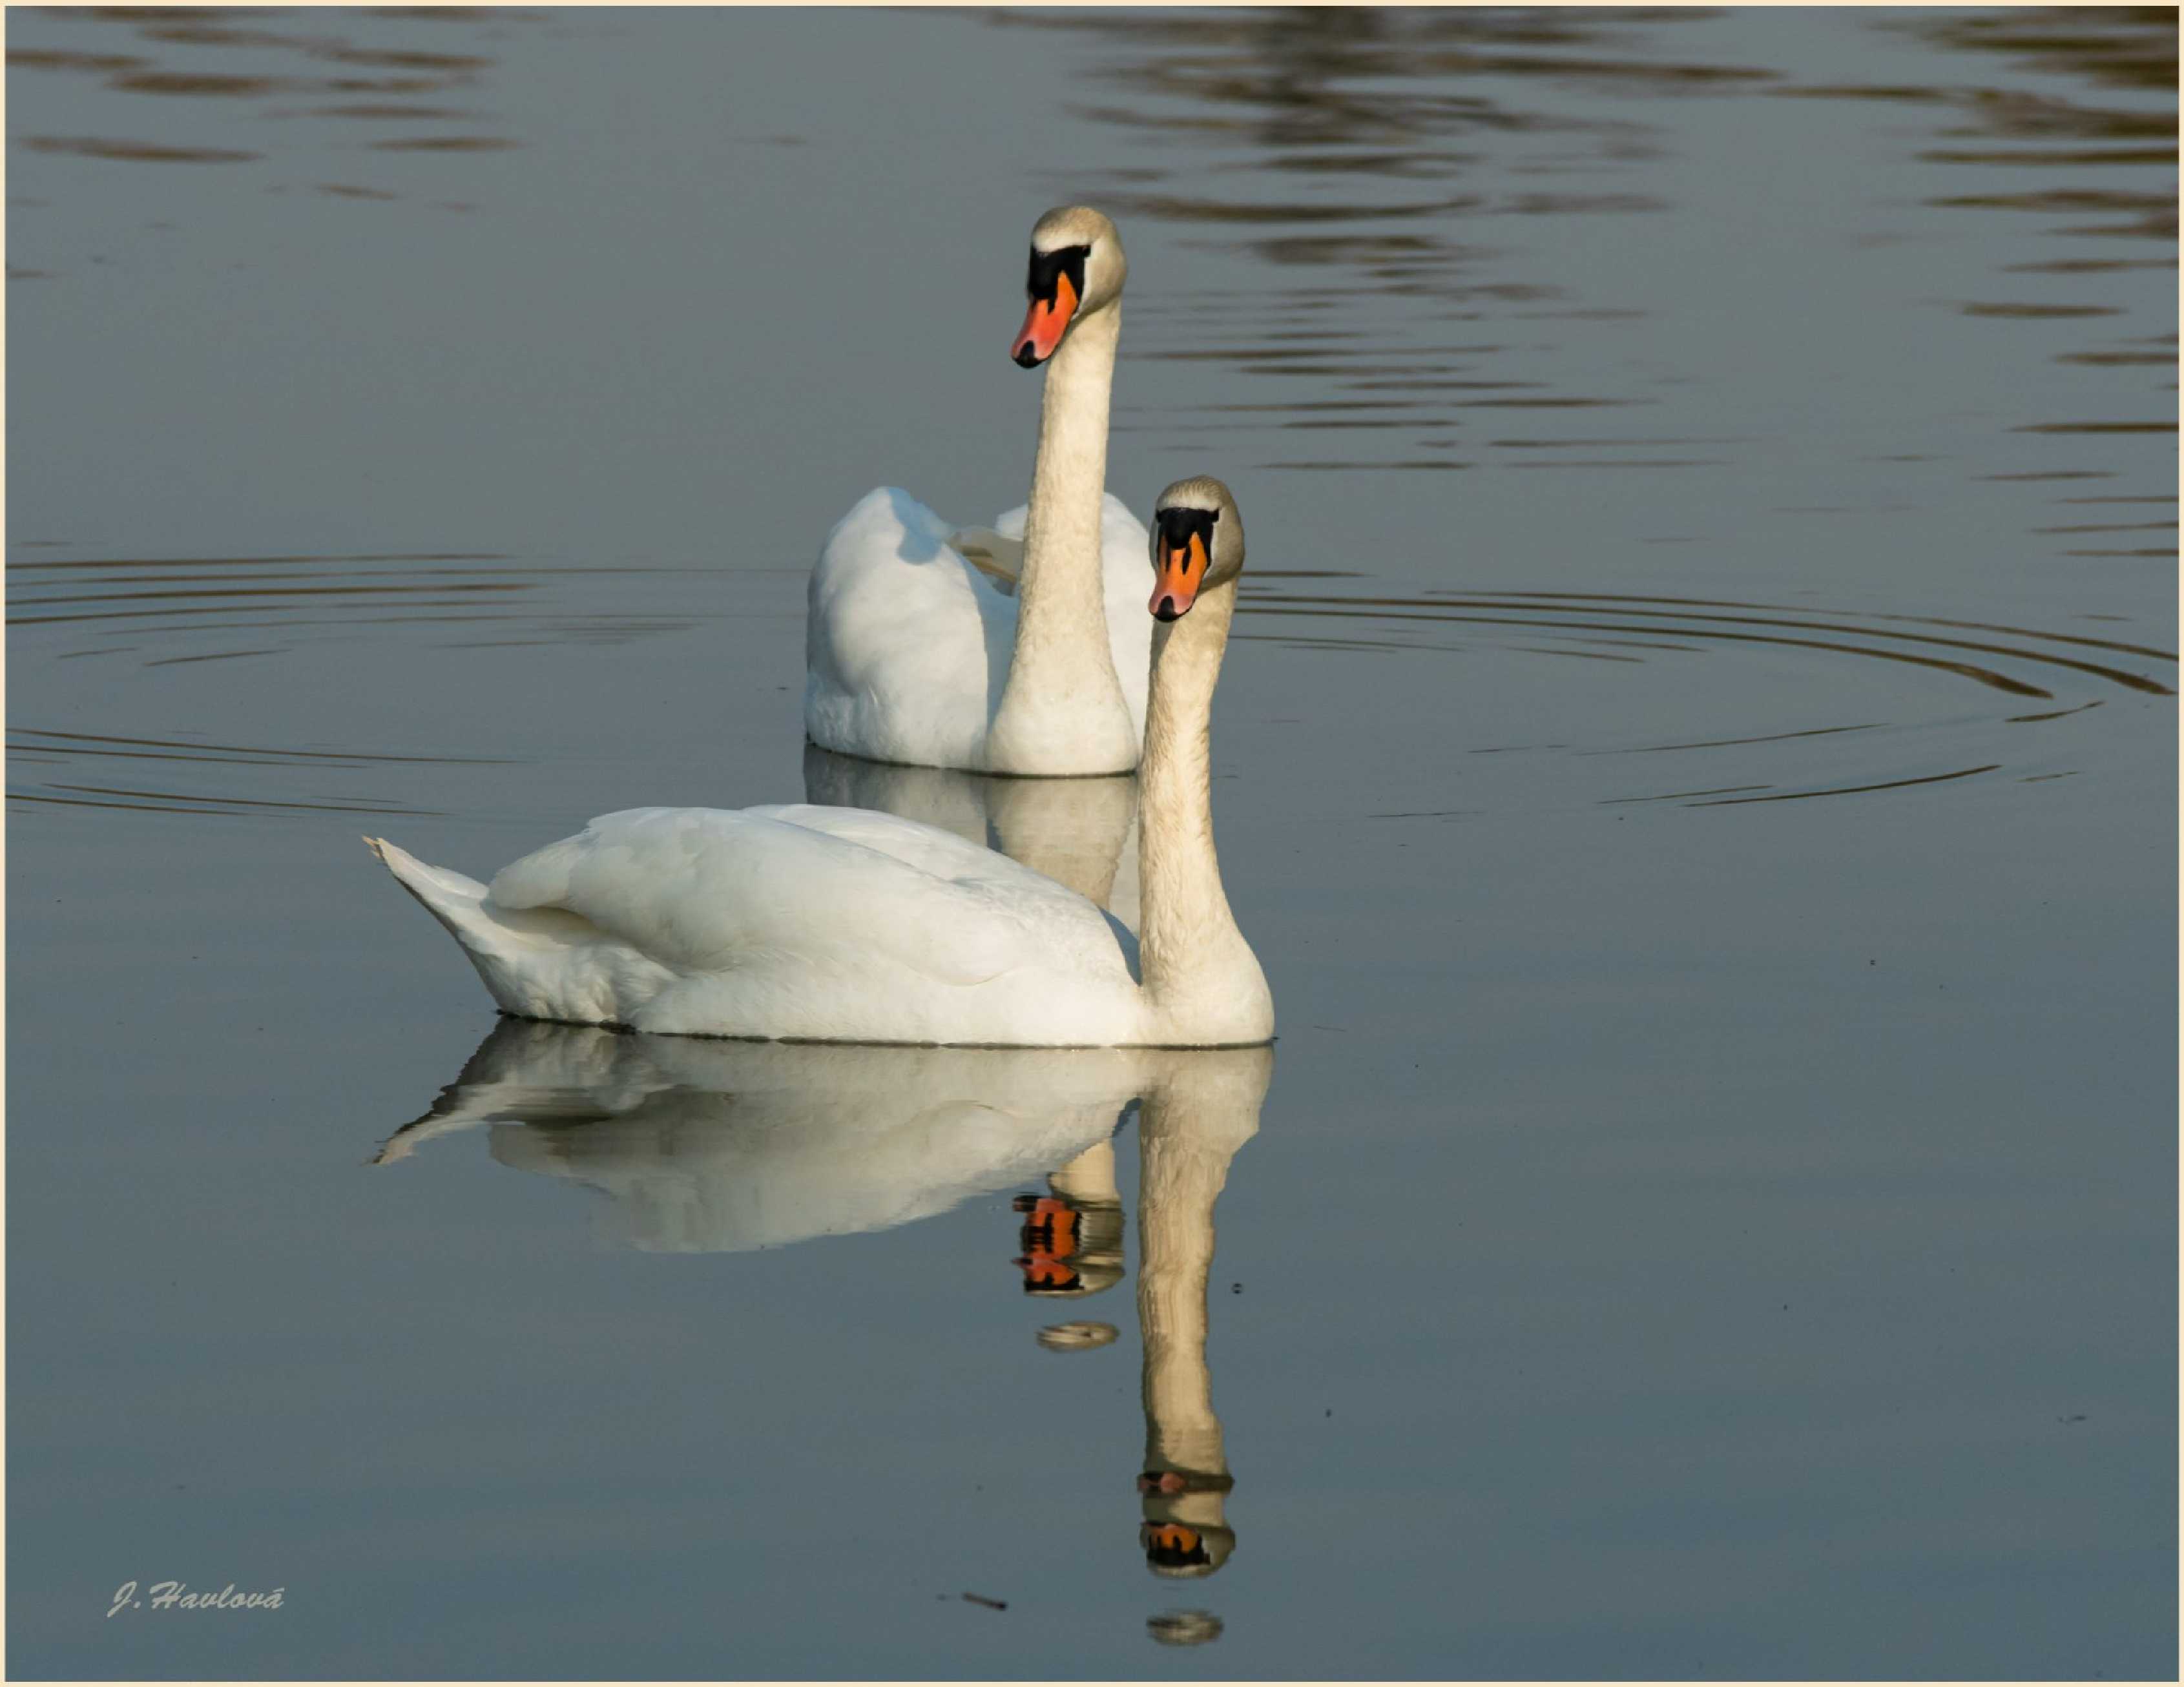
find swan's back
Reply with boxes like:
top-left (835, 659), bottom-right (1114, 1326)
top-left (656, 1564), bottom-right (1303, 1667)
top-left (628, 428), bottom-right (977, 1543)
top-left (475, 804), bottom-right (1144, 1043)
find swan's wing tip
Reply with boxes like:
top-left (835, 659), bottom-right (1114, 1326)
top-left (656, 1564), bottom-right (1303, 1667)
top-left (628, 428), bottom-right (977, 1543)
top-left (950, 526), bottom-right (1026, 591)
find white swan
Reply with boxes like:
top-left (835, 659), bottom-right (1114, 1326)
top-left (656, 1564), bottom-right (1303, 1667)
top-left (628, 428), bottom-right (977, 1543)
top-left (368, 477), bottom-right (1271, 1049)
top-left (804, 205), bottom-right (1152, 775)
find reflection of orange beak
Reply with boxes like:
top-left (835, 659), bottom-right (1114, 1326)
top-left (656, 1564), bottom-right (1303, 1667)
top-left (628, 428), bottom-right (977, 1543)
top-left (1141, 1521), bottom-right (1211, 1569)
top-left (1017, 1197), bottom-right (1081, 1259)
top-left (1149, 532), bottom-right (1208, 621)
top-left (1015, 1253), bottom-right (1083, 1292)
top-left (1012, 271), bottom-right (1078, 367)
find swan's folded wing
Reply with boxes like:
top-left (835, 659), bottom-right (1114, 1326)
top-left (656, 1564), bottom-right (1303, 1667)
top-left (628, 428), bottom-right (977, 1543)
top-left (806, 489), bottom-right (1017, 769)
top-left (749, 803), bottom-right (1137, 982)
top-left (485, 806), bottom-right (1056, 986)
top-left (748, 802), bottom-right (1111, 902)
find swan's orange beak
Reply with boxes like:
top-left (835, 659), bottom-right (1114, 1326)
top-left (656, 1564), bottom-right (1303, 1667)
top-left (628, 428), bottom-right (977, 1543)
top-left (1150, 530), bottom-right (1209, 621)
top-left (1012, 270), bottom-right (1077, 367)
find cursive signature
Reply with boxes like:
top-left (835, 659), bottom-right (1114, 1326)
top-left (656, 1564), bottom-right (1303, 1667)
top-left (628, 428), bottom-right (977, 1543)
top-left (108, 1581), bottom-right (284, 1617)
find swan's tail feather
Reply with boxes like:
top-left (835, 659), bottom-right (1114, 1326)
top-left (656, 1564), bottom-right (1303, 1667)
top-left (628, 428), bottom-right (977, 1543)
top-left (368, 834), bottom-right (490, 912)
top-left (368, 833), bottom-right (607, 975)
top-left (366, 834), bottom-right (523, 959)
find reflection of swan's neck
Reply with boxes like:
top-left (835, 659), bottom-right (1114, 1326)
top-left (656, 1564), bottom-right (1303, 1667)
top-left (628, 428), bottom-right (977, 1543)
top-left (1138, 579), bottom-right (1267, 1039)
top-left (802, 745), bottom-right (1137, 914)
top-left (1049, 1137), bottom-right (1120, 1208)
top-left (1136, 1063), bottom-right (1258, 1481)
top-left (988, 305), bottom-right (1132, 774)
top-left (986, 772), bottom-right (1137, 907)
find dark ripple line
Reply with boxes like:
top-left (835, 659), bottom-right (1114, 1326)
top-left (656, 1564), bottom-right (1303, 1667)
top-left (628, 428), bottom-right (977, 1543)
top-left (1601, 784), bottom-right (1774, 805)
top-left (4, 551), bottom-right (509, 571)
top-left (1579, 722), bottom-right (1889, 756)
top-left (8, 791), bottom-right (235, 817)
top-left (1685, 765), bottom-right (2001, 807)
top-left (39, 781), bottom-right (440, 817)
top-left (10, 597), bottom-right (522, 627)
top-left (17, 582), bottom-right (530, 607)
top-left (144, 647), bottom-right (278, 667)
top-left (1461, 590), bottom-right (2179, 663)
top-left (10, 727), bottom-right (512, 767)
top-left (1258, 595), bottom-right (2172, 694)
top-left (1240, 604), bottom-right (2057, 698)
top-left (2006, 699), bottom-right (2104, 724)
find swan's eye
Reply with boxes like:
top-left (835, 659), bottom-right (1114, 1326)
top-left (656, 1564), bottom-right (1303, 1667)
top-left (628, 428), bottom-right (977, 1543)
top-left (1026, 243), bottom-right (1089, 305)
top-left (1014, 244), bottom-right (1091, 367)
top-left (1155, 506), bottom-right (1218, 543)
top-left (1017, 1255), bottom-right (1084, 1294)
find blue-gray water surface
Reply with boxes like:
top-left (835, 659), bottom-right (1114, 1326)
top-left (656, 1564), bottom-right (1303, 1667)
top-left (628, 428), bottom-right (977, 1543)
top-left (7, 7), bottom-right (2177, 1679)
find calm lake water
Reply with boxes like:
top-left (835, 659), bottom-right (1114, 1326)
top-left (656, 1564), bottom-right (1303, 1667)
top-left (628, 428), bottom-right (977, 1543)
top-left (8, 6), bottom-right (2176, 1679)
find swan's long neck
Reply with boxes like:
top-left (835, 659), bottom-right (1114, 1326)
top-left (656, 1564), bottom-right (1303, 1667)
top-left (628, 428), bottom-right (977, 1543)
top-left (985, 305), bottom-right (1134, 774)
top-left (1136, 580), bottom-right (1270, 1043)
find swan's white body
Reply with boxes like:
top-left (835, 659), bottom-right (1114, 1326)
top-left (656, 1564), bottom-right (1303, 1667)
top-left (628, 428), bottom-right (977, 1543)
top-left (804, 487), bottom-right (1151, 772)
top-left (371, 803), bottom-right (1160, 1044)
top-left (371, 484), bottom-right (1270, 1050)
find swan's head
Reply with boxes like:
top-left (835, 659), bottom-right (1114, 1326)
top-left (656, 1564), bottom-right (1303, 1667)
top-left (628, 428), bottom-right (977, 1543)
top-left (1148, 475), bottom-right (1245, 622)
top-left (1012, 205), bottom-right (1127, 369)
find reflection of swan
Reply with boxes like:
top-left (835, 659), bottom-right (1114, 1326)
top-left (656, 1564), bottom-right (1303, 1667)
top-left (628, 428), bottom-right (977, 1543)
top-left (375, 1018), bottom-right (1155, 1254)
top-left (367, 478), bottom-right (1268, 1048)
top-left (804, 206), bottom-right (1152, 775)
top-left (802, 743), bottom-right (1139, 920)
top-left (1132, 1045), bottom-right (1269, 1580)
top-left (1014, 1136), bottom-right (1127, 1299)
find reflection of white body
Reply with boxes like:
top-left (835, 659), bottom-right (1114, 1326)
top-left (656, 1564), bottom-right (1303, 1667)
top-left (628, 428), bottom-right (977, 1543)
top-left (377, 1022), bottom-right (1267, 1265)
top-left (802, 743), bottom-right (1140, 924)
top-left (368, 481), bottom-right (1267, 1048)
top-left (379, 1020), bottom-right (1149, 1252)
top-left (804, 207), bottom-right (1150, 775)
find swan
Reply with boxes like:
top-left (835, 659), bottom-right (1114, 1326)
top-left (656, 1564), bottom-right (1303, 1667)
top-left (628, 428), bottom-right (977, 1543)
top-left (368, 477), bottom-right (1272, 1049)
top-left (804, 205), bottom-right (1152, 775)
